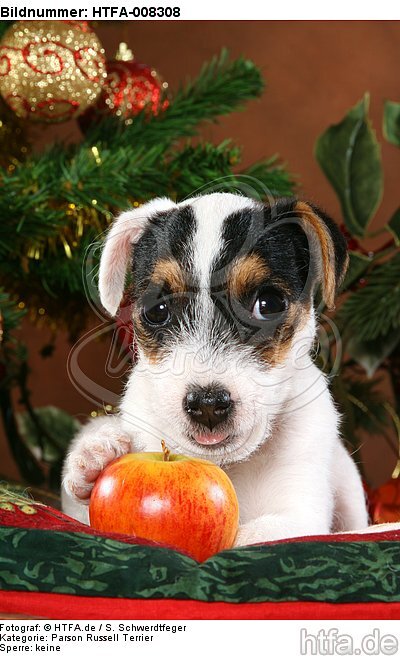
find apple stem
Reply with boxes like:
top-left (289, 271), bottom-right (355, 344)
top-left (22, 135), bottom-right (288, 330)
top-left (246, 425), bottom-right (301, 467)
top-left (161, 439), bottom-right (170, 462)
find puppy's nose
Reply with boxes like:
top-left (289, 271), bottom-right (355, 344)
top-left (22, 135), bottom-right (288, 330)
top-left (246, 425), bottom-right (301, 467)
top-left (184, 386), bottom-right (232, 430)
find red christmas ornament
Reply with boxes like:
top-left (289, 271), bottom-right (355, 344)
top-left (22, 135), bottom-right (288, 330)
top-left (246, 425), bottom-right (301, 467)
top-left (339, 224), bottom-right (370, 254)
top-left (79, 43), bottom-right (168, 128)
top-left (368, 477), bottom-right (400, 524)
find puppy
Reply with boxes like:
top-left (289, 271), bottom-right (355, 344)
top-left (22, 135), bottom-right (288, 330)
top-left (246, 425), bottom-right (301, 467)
top-left (62, 192), bottom-right (369, 544)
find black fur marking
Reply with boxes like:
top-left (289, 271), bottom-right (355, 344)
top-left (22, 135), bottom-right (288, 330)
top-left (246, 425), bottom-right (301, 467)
top-left (131, 205), bottom-right (197, 355)
top-left (209, 289), bottom-right (288, 350)
top-left (132, 197), bottom-right (346, 363)
top-left (213, 197), bottom-right (347, 303)
top-left (213, 198), bottom-right (308, 302)
top-left (136, 288), bottom-right (196, 351)
top-left (132, 205), bottom-right (196, 299)
top-left (205, 197), bottom-right (347, 356)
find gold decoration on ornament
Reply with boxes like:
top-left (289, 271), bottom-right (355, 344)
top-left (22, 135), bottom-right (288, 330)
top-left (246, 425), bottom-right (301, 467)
top-left (116, 42), bottom-right (134, 62)
top-left (0, 21), bottom-right (106, 123)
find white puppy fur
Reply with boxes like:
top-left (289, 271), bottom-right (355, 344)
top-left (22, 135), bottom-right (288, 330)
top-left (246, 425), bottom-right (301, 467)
top-left (62, 193), bottom-right (369, 543)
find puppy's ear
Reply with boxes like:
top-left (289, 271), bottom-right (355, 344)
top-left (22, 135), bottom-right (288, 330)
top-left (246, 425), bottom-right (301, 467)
top-left (292, 200), bottom-right (348, 310)
top-left (98, 198), bottom-right (176, 316)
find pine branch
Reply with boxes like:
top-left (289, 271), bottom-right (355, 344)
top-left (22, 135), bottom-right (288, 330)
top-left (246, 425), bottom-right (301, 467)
top-left (1, 146), bottom-right (295, 262)
top-left (241, 158), bottom-right (296, 197)
top-left (0, 51), bottom-right (294, 337)
top-left (339, 252), bottom-right (400, 341)
top-left (0, 289), bottom-right (24, 334)
top-left (0, 289), bottom-right (27, 395)
top-left (0, 52), bottom-right (274, 260)
top-left (85, 49), bottom-right (265, 150)
top-left (165, 147), bottom-right (296, 199)
top-left (165, 141), bottom-right (241, 198)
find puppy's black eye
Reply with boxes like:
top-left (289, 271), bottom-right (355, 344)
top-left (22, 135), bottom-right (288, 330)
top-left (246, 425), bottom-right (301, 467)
top-left (252, 288), bottom-right (287, 320)
top-left (142, 300), bottom-right (171, 326)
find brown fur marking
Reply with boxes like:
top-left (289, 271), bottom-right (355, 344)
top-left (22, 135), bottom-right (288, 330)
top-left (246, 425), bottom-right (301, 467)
top-left (255, 302), bottom-right (306, 366)
top-left (132, 308), bottom-right (163, 364)
top-left (151, 258), bottom-right (187, 294)
top-left (295, 201), bottom-right (336, 310)
top-left (229, 254), bottom-right (269, 299)
top-left (132, 259), bottom-right (186, 364)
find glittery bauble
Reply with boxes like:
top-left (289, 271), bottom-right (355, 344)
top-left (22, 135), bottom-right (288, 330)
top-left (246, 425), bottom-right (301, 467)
top-left (80, 53), bottom-right (168, 127)
top-left (0, 21), bottom-right (106, 123)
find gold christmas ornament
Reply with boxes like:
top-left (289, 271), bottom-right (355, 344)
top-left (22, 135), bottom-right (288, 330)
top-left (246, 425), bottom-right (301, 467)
top-left (0, 21), bottom-right (106, 123)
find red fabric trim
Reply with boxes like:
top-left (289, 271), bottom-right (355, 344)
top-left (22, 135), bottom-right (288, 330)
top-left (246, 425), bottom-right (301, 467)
top-left (249, 528), bottom-right (400, 547)
top-left (2, 500), bottom-right (400, 553)
top-left (1, 590), bottom-right (400, 620)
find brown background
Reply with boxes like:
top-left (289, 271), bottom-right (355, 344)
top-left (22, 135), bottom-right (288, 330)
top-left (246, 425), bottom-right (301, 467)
top-left (2, 21), bottom-right (399, 486)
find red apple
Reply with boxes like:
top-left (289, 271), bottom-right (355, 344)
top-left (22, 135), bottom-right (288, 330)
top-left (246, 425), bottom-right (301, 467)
top-left (89, 446), bottom-right (239, 562)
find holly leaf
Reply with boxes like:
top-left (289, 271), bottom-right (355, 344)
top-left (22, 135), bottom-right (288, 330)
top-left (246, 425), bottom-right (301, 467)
top-left (339, 253), bottom-right (400, 341)
top-left (16, 406), bottom-right (81, 463)
top-left (315, 94), bottom-right (383, 237)
top-left (383, 100), bottom-right (400, 147)
top-left (346, 328), bottom-right (400, 377)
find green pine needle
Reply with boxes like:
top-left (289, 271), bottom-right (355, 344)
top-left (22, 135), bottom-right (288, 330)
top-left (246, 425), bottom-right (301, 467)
top-left (85, 49), bottom-right (265, 150)
top-left (0, 50), bottom-right (293, 337)
top-left (339, 253), bottom-right (400, 341)
top-left (0, 289), bottom-right (25, 337)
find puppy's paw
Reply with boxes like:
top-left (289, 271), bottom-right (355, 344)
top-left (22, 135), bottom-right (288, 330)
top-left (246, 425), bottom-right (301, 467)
top-left (63, 433), bottom-right (131, 504)
top-left (234, 515), bottom-right (294, 546)
top-left (234, 514), bottom-right (329, 547)
top-left (234, 522), bottom-right (263, 548)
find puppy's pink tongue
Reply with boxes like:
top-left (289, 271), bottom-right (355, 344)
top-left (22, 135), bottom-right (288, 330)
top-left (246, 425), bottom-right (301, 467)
top-left (194, 432), bottom-right (227, 445)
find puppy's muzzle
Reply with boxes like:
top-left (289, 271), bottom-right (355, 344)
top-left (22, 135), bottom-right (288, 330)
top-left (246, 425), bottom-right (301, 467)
top-left (184, 385), bottom-right (232, 430)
